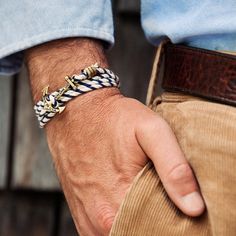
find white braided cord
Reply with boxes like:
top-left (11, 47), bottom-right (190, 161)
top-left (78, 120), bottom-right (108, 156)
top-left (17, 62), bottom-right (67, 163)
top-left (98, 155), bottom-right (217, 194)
top-left (34, 66), bottom-right (120, 128)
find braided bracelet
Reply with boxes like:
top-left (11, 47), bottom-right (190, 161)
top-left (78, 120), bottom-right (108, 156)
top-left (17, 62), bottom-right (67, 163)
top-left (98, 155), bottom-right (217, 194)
top-left (34, 63), bottom-right (120, 128)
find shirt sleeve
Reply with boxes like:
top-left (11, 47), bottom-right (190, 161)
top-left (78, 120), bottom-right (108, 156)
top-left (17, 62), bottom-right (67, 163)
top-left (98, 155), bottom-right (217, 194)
top-left (141, 0), bottom-right (236, 51)
top-left (0, 0), bottom-right (114, 75)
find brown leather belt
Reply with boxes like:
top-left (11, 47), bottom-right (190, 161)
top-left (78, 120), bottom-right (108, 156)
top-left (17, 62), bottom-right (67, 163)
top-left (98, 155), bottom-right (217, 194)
top-left (162, 43), bottom-right (236, 106)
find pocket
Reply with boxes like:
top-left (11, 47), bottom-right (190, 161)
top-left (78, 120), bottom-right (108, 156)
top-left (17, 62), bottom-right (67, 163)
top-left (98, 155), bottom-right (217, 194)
top-left (109, 161), bottom-right (165, 236)
top-left (109, 93), bottom-right (213, 235)
top-left (150, 92), bottom-right (236, 236)
top-left (109, 160), bottom-right (210, 236)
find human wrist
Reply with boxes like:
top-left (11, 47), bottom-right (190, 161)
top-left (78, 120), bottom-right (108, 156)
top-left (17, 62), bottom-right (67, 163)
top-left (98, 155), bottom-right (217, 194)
top-left (45, 87), bottom-right (122, 132)
top-left (25, 38), bottom-right (122, 129)
top-left (25, 38), bottom-right (109, 102)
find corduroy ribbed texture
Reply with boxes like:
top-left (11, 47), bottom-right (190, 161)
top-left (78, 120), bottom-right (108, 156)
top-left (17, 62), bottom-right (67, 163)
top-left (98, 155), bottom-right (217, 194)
top-left (110, 92), bottom-right (236, 236)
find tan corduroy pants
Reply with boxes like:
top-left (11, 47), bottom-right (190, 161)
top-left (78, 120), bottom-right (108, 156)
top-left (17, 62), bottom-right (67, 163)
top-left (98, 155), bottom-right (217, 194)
top-left (109, 47), bottom-right (236, 236)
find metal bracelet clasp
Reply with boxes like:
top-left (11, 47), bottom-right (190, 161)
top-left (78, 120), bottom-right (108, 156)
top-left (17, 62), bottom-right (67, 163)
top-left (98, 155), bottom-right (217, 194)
top-left (83, 63), bottom-right (99, 78)
top-left (42, 85), bottom-right (65, 114)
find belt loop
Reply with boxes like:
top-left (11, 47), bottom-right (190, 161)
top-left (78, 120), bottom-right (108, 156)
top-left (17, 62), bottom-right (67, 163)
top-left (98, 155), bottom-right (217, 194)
top-left (146, 38), bottom-right (170, 108)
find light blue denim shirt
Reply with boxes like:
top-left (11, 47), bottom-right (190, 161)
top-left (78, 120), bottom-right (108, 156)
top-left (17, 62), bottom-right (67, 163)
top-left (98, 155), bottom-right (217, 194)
top-left (141, 0), bottom-right (236, 50)
top-left (1, 0), bottom-right (236, 75)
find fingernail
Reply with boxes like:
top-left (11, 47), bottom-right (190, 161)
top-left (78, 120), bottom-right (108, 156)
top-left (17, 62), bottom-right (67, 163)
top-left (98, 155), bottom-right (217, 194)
top-left (182, 192), bottom-right (205, 216)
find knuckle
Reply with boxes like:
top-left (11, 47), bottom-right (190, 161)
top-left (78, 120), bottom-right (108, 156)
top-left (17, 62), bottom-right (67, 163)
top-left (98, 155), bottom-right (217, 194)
top-left (166, 163), bottom-right (194, 185)
top-left (96, 203), bottom-right (115, 232)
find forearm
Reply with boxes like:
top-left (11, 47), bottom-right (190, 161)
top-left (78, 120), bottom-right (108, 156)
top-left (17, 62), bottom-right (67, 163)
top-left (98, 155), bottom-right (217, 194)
top-left (25, 38), bottom-right (113, 102)
top-left (25, 38), bottom-right (122, 235)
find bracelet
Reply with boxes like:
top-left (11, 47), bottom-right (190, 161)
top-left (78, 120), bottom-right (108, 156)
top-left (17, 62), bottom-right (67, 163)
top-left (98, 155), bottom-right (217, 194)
top-left (34, 63), bottom-right (120, 128)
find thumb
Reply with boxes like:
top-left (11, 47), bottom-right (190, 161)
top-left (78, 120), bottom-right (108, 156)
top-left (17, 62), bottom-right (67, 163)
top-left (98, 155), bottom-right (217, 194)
top-left (136, 113), bottom-right (205, 217)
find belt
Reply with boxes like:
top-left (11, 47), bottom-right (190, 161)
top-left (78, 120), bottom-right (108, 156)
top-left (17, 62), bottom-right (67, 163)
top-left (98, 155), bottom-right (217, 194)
top-left (162, 43), bottom-right (236, 106)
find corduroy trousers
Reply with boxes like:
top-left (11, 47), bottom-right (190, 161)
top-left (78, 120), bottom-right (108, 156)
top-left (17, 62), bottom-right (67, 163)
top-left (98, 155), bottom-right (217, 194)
top-left (109, 48), bottom-right (236, 236)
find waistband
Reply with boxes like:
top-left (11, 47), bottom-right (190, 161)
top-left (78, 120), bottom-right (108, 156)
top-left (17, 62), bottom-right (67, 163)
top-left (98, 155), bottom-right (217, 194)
top-left (146, 40), bottom-right (236, 108)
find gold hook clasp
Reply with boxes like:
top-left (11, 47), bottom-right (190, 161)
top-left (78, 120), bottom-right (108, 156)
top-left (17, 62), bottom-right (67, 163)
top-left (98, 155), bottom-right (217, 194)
top-left (83, 63), bottom-right (99, 78)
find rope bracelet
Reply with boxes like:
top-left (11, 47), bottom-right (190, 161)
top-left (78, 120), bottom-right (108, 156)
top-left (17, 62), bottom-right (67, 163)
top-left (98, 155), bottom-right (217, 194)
top-left (34, 63), bottom-right (120, 128)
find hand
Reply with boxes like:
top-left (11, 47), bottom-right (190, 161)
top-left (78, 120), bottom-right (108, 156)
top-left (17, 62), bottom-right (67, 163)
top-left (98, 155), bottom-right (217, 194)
top-left (45, 87), bottom-right (205, 236)
top-left (26, 38), bottom-right (205, 236)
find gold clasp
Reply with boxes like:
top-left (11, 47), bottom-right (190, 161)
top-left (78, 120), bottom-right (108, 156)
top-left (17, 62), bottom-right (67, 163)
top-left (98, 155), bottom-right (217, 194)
top-left (41, 85), bottom-right (65, 113)
top-left (83, 63), bottom-right (99, 78)
top-left (42, 85), bottom-right (49, 97)
top-left (65, 75), bottom-right (77, 90)
top-left (42, 85), bottom-right (54, 112)
top-left (55, 75), bottom-right (77, 100)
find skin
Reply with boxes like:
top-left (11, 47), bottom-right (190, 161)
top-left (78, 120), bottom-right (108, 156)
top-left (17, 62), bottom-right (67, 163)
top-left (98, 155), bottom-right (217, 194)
top-left (25, 38), bottom-right (205, 236)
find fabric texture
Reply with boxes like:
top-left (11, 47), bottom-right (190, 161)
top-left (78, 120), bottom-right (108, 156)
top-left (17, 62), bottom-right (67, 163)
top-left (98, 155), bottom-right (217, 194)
top-left (141, 0), bottom-right (236, 51)
top-left (0, 0), bottom-right (114, 75)
top-left (1, 1), bottom-right (236, 75)
top-left (109, 48), bottom-right (236, 235)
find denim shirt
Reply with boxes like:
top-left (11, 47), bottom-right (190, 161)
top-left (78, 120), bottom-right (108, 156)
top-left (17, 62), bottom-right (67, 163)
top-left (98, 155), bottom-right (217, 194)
top-left (1, 0), bottom-right (236, 75)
